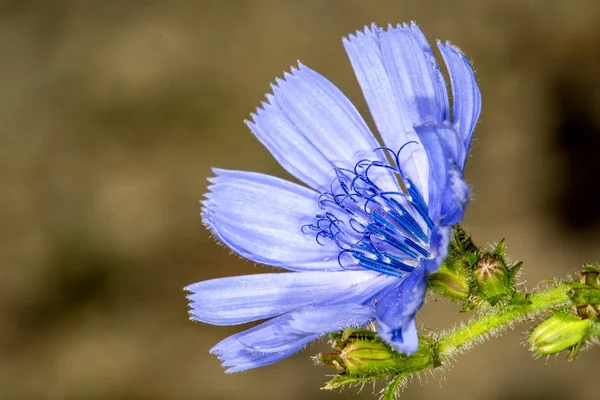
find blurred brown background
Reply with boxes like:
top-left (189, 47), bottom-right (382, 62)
top-left (1, 0), bottom-right (600, 399)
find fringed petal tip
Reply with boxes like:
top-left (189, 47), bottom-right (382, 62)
top-left (196, 169), bottom-right (346, 271)
top-left (437, 40), bottom-right (469, 63)
top-left (436, 40), bottom-right (482, 149)
top-left (344, 21), bottom-right (424, 44)
top-left (243, 60), bottom-right (332, 122)
top-left (182, 271), bottom-right (377, 326)
top-left (243, 56), bottom-right (384, 192)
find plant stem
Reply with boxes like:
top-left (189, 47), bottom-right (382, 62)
top-left (435, 283), bottom-right (572, 360)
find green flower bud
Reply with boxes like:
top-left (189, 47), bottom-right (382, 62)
top-left (528, 313), bottom-right (591, 356)
top-left (316, 332), bottom-right (433, 378)
top-left (428, 264), bottom-right (470, 301)
top-left (340, 340), bottom-right (406, 375)
top-left (428, 225), bottom-right (480, 302)
top-left (473, 254), bottom-right (511, 305)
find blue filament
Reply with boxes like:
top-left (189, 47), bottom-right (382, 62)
top-left (302, 147), bottom-right (432, 277)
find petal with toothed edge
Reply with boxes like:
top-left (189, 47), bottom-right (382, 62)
top-left (202, 169), bottom-right (343, 271)
top-left (438, 41), bottom-right (482, 153)
top-left (211, 303), bottom-right (376, 372)
top-left (343, 23), bottom-right (451, 202)
top-left (185, 270), bottom-right (378, 325)
top-left (246, 63), bottom-right (398, 194)
top-left (376, 265), bottom-right (428, 355)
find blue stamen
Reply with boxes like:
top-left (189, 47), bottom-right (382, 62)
top-left (404, 237), bottom-right (431, 258)
top-left (406, 179), bottom-right (434, 230)
top-left (301, 145), bottom-right (434, 277)
top-left (385, 198), bottom-right (429, 243)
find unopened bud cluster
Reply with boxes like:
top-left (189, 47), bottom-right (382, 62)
top-left (428, 226), bottom-right (523, 308)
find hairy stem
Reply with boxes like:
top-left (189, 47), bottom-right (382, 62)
top-left (435, 283), bottom-right (573, 360)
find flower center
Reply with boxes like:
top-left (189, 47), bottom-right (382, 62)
top-left (302, 148), bottom-right (433, 277)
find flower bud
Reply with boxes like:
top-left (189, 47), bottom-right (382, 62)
top-left (528, 313), bottom-right (591, 356)
top-left (340, 340), bottom-right (405, 375)
top-left (316, 333), bottom-right (433, 378)
top-left (428, 264), bottom-right (470, 301)
top-left (473, 254), bottom-right (511, 305)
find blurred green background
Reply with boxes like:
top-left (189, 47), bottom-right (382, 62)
top-left (2, 0), bottom-right (600, 399)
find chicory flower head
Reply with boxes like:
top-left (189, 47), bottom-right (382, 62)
top-left (186, 22), bottom-right (481, 373)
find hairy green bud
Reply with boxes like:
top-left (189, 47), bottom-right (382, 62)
top-left (429, 263), bottom-right (470, 301)
top-left (473, 254), bottom-right (511, 305)
top-left (528, 313), bottom-right (591, 357)
top-left (316, 330), bottom-right (433, 381)
top-left (429, 225), bottom-right (477, 302)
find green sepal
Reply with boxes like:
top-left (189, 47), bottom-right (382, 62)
top-left (492, 238), bottom-right (506, 259)
top-left (320, 374), bottom-right (364, 390)
top-left (382, 372), bottom-right (408, 400)
top-left (449, 225), bottom-right (479, 257)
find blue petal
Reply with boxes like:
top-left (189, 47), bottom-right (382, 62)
top-left (211, 303), bottom-right (375, 372)
top-left (376, 266), bottom-right (428, 355)
top-left (425, 122), bottom-right (467, 169)
top-left (438, 41), bottom-right (482, 153)
top-left (185, 270), bottom-right (378, 325)
top-left (421, 225), bottom-right (451, 273)
top-left (210, 316), bottom-right (316, 369)
top-left (246, 63), bottom-right (390, 193)
top-left (440, 168), bottom-right (470, 226)
top-left (413, 124), bottom-right (449, 220)
top-left (343, 23), bottom-right (450, 201)
top-left (414, 123), bottom-right (467, 220)
top-left (235, 304), bottom-right (375, 352)
top-left (216, 338), bottom-right (305, 373)
top-left (203, 169), bottom-right (342, 271)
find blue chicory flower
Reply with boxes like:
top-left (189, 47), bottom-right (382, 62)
top-left (186, 22), bottom-right (481, 372)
